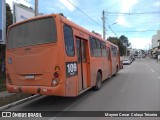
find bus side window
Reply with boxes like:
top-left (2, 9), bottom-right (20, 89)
top-left (82, 41), bottom-right (86, 63)
top-left (63, 25), bottom-right (75, 57)
top-left (111, 46), bottom-right (116, 57)
top-left (101, 41), bottom-right (107, 57)
top-left (115, 48), bottom-right (117, 56)
top-left (95, 39), bottom-right (101, 57)
top-left (89, 37), bottom-right (94, 56)
top-left (89, 37), bottom-right (96, 57)
top-left (76, 40), bottom-right (81, 63)
top-left (108, 47), bottom-right (110, 60)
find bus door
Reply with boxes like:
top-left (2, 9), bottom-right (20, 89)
top-left (108, 47), bottom-right (112, 76)
top-left (76, 38), bottom-right (88, 91)
top-left (112, 48), bottom-right (117, 74)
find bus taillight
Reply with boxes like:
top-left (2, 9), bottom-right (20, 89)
top-left (51, 66), bottom-right (60, 86)
top-left (54, 72), bottom-right (59, 78)
top-left (51, 79), bottom-right (59, 86)
top-left (55, 66), bottom-right (60, 72)
top-left (52, 72), bottom-right (59, 86)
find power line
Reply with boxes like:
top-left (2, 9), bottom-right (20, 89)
top-left (104, 11), bottom-right (118, 37)
top-left (105, 11), bottom-right (160, 16)
top-left (107, 26), bottom-right (118, 37)
top-left (105, 16), bottom-right (114, 36)
top-left (66, 0), bottom-right (102, 28)
top-left (66, 0), bottom-right (118, 38)
top-left (107, 30), bottom-right (158, 33)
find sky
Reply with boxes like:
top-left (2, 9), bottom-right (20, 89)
top-left (6, 0), bottom-right (160, 50)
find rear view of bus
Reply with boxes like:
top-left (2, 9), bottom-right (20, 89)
top-left (6, 15), bottom-right (66, 96)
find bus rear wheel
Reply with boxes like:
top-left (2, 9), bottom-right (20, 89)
top-left (115, 66), bottom-right (119, 75)
top-left (93, 72), bottom-right (102, 90)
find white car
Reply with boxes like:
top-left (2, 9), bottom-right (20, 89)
top-left (123, 59), bottom-right (131, 65)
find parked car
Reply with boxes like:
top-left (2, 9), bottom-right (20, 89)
top-left (123, 59), bottom-right (131, 65)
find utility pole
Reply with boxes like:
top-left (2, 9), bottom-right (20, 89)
top-left (35, 0), bottom-right (38, 16)
top-left (102, 10), bottom-right (106, 39)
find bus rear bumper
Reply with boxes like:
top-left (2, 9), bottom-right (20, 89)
top-left (6, 83), bottom-right (65, 96)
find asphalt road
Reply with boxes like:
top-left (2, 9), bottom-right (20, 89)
top-left (1, 57), bottom-right (160, 120)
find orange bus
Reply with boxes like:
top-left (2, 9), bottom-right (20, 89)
top-left (106, 42), bottom-right (120, 77)
top-left (6, 14), bottom-right (120, 97)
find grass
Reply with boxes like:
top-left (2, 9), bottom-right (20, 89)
top-left (0, 75), bottom-right (32, 107)
top-left (0, 93), bottom-right (31, 107)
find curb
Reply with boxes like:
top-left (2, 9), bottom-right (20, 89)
top-left (0, 94), bottom-right (41, 110)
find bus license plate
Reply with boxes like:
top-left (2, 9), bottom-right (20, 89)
top-left (25, 75), bottom-right (35, 79)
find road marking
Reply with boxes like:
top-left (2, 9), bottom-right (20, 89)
top-left (151, 69), bottom-right (155, 72)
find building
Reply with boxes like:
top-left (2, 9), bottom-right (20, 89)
top-left (13, 2), bottom-right (43, 23)
top-left (158, 39), bottom-right (160, 47)
top-left (152, 30), bottom-right (160, 48)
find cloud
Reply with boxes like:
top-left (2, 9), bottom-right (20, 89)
top-left (46, 7), bottom-right (55, 11)
top-left (116, 16), bottom-right (130, 27)
top-left (136, 28), bottom-right (146, 32)
top-left (48, 3), bottom-right (65, 11)
top-left (116, 0), bottom-right (138, 27)
top-left (6, 0), bottom-right (32, 10)
top-left (67, 17), bottom-right (72, 21)
top-left (152, 1), bottom-right (160, 7)
top-left (46, 2), bottom-right (68, 14)
top-left (120, 0), bottom-right (138, 12)
top-left (130, 37), bottom-right (151, 49)
top-left (59, 0), bottom-right (78, 11)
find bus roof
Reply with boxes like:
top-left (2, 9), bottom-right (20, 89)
top-left (8, 14), bottom-right (54, 30)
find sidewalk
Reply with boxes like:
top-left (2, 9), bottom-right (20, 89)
top-left (0, 91), bottom-right (16, 98)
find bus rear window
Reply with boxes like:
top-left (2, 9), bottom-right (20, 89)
top-left (8, 17), bottom-right (57, 49)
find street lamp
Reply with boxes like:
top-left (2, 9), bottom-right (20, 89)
top-left (107, 22), bottom-right (118, 37)
top-left (111, 22), bottom-right (118, 25)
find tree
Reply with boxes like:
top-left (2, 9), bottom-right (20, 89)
top-left (107, 37), bottom-right (126, 56)
top-left (59, 13), bottom-right (67, 18)
top-left (6, 3), bottom-right (13, 31)
top-left (92, 30), bottom-right (102, 37)
top-left (119, 35), bottom-right (131, 47)
top-left (107, 37), bottom-right (119, 45)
